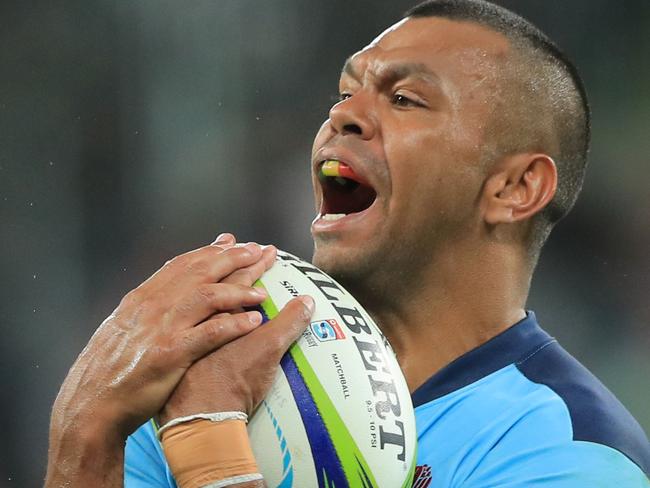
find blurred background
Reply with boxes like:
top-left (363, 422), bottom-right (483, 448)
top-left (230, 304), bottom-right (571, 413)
top-left (1, 0), bottom-right (648, 485)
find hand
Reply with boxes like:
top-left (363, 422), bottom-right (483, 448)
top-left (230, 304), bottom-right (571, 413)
top-left (159, 295), bottom-right (315, 423)
top-left (48, 234), bottom-right (275, 445)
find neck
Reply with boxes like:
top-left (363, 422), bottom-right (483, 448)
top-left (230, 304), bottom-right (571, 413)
top-left (362, 241), bottom-right (530, 393)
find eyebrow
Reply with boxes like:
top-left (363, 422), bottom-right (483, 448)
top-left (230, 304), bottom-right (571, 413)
top-left (341, 57), bottom-right (441, 86)
top-left (341, 57), bottom-right (358, 78)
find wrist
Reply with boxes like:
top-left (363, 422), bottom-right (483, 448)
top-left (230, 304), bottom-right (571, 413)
top-left (161, 397), bottom-right (247, 426)
top-left (46, 412), bottom-right (125, 487)
top-left (161, 418), bottom-right (261, 488)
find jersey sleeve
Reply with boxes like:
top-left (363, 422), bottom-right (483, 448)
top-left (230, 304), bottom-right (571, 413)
top-left (460, 379), bottom-right (650, 487)
top-left (124, 420), bottom-right (177, 488)
top-left (464, 436), bottom-right (650, 487)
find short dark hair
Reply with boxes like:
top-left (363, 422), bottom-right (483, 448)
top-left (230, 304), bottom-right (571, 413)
top-left (405, 0), bottom-right (591, 258)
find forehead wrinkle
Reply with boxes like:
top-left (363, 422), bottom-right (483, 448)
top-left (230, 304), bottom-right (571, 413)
top-left (342, 55), bottom-right (442, 90)
top-left (376, 61), bottom-right (442, 86)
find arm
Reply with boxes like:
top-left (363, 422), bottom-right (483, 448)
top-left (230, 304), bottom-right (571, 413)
top-left (46, 422), bottom-right (126, 487)
top-left (45, 234), bottom-right (276, 488)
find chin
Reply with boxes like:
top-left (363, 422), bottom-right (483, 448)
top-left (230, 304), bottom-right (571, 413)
top-left (312, 244), bottom-right (354, 278)
top-left (311, 240), bottom-right (378, 296)
top-left (311, 231), bottom-right (429, 312)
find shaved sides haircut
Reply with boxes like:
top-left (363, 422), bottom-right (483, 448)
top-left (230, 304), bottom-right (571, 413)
top-left (405, 0), bottom-right (591, 259)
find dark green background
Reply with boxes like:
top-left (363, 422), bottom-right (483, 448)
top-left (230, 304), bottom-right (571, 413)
top-left (1, 1), bottom-right (648, 485)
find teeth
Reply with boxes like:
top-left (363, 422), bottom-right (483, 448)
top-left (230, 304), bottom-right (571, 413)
top-left (322, 213), bottom-right (347, 221)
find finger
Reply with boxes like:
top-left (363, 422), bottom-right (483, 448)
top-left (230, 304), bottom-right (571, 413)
top-left (261, 245), bottom-right (277, 270)
top-left (181, 311), bottom-right (263, 361)
top-left (151, 231), bottom-right (238, 283)
top-left (257, 296), bottom-right (315, 359)
top-left (165, 243), bottom-right (264, 286)
top-left (201, 243), bottom-right (264, 281)
top-left (222, 245), bottom-right (277, 287)
top-left (128, 246), bottom-right (266, 321)
top-left (132, 241), bottom-right (240, 296)
top-left (172, 283), bottom-right (267, 325)
top-left (205, 312), bottom-right (230, 321)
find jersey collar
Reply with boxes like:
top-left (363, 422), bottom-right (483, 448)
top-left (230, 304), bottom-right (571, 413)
top-left (411, 311), bottom-right (552, 408)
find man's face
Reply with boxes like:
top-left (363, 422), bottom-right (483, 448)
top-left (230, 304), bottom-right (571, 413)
top-left (310, 17), bottom-right (510, 288)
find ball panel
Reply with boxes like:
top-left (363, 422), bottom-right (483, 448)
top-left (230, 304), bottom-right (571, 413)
top-left (248, 399), bottom-right (291, 485)
top-left (254, 292), bottom-right (379, 488)
top-left (248, 251), bottom-right (417, 487)
top-left (288, 342), bottom-right (380, 487)
top-left (249, 372), bottom-right (319, 487)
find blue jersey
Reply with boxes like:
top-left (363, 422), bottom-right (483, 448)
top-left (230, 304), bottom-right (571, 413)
top-left (125, 312), bottom-right (650, 487)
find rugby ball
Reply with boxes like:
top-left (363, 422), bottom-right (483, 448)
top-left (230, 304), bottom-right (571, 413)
top-left (248, 251), bottom-right (417, 488)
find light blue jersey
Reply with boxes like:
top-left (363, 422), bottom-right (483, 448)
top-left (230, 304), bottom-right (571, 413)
top-left (125, 313), bottom-right (650, 487)
top-left (410, 312), bottom-right (649, 487)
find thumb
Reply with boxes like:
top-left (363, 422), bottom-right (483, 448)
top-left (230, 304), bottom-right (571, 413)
top-left (260, 296), bottom-right (315, 359)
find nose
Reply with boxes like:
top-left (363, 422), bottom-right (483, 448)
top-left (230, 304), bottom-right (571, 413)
top-left (328, 93), bottom-right (376, 140)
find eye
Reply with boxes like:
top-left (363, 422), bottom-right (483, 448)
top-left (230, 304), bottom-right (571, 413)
top-left (391, 93), bottom-right (420, 107)
top-left (338, 93), bottom-right (352, 102)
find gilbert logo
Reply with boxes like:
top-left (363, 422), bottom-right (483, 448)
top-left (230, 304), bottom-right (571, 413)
top-left (310, 319), bottom-right (346, 342)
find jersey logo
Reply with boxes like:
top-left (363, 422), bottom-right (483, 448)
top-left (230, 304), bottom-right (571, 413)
top-left (310, 319), bottom-right (346, 342)
top-left (412, 464), bottom-right (432, 488)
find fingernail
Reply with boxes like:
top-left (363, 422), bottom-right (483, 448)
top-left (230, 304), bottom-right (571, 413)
top-left (251, 287), bottom-right (267, 298)
top-left (247, 311), bottom-right (263, 325)
top-left (212, 233), bottom-right (234, 245)
top-left (244, 242), bottom-right (261, 254)
top-left (263, 245), bottom-right (278, 260)
top-left (298, 295), bottom-right (315, 314)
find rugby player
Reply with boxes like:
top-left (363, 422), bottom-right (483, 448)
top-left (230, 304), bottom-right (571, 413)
top-left (45, 0), bottom-right (650, 486)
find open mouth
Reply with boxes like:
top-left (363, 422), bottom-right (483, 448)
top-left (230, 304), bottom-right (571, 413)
top-left (318, 160), bottom-right (377, 220)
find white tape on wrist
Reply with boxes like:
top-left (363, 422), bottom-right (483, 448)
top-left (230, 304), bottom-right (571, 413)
top-left (202, 473), bottom-right (264, 488)
top-left (157, 411), bottom-right (248, 439)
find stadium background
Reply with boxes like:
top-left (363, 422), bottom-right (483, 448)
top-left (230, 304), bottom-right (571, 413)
top-left (1, 1), bottom-right (648, 485)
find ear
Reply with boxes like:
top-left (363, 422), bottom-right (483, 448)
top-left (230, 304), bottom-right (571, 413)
top-left (482, 153), bottom-right (557, 225)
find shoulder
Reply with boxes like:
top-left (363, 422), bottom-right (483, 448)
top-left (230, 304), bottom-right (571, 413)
top-left (515, 338), bottom-right (650, 475)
